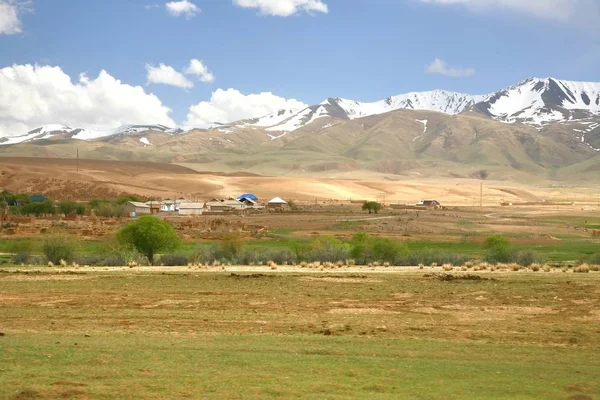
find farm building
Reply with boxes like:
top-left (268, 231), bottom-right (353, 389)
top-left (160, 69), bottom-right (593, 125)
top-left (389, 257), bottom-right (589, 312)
top-left (160, 199), bottom-right (191, 212)
top-left (178, 203), bottom-right (205, 216)
top-left (267, 197), bottom-right (289, 211)
top-left (239, 197), bottom-right (258, 207)
top-left (205, 200), bottom-right (230, 212)
top-left (237, 194), bottom-right (258, 202)
top-left (123, 201), bottom-right (151, 217)
top-left (222, 199), bottom-right (247, 210)
top-left (416, 200), bottom-right (442, 209)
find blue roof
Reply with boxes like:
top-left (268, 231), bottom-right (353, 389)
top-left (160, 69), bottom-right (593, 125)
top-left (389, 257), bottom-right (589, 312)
top-left (237, 194), bottom-right (258, 201)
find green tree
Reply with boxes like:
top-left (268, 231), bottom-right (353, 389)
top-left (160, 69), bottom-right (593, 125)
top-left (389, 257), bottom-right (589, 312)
top-left (58, 200), bottom-right (79, 215)
top-left (362, 201), bottom-right (383, 214)
top-left (22, 201), bottom-right (55, 216)
top-left (117, 216), bottom-right (181, 264)
top-left (484, 235), bottom-right (512, 264)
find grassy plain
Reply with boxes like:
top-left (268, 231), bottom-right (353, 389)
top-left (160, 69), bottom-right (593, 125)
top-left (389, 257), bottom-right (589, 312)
top-left (1, 269), bottom-right (599, 399)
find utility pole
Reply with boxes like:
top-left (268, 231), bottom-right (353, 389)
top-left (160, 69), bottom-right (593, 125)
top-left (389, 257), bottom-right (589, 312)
top-left (76, 148), bottom-right (79, 172)
top-left (480, 182), bottom-right (483, 210)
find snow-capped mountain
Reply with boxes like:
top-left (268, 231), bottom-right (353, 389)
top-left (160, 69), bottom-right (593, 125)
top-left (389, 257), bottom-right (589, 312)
top-left (473, 78), bottom-right (600, 125)
top-left (3, 77), bottom-right (600, 146)
top-left (0, 124), bottom-right (182, 145)
top-left (260, 90), bottom-right (487, 133)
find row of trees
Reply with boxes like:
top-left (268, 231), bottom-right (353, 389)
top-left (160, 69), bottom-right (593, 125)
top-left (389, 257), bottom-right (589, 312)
top-left (2, 190), bottom-right (148, 217)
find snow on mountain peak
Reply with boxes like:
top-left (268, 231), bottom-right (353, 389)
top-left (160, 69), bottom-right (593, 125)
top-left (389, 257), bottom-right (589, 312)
top-left (478, 77), bottom-right (600, 125)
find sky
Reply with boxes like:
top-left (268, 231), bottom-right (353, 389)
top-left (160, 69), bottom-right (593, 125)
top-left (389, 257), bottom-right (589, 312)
top-left (0, 0), bottom-right (599, 136)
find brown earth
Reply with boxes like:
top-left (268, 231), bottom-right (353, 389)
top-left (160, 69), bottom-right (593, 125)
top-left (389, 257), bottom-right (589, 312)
top-left (1, 157), bottom-right (600, 205)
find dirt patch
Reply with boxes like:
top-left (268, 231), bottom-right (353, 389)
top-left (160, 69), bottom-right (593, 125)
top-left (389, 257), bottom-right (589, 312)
top-left (423, 273), bottom-right (492, 281)
top-left (228, 273), bottom-right (274, 279)
top-left (0, 274), bottom-right (93, 282)
top-left (328, 308), bottom-right (399, 315)
top-left (301, 276), bottom-right (382, 283)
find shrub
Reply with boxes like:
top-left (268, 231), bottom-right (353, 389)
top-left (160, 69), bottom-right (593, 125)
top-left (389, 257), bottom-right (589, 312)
top-left (57, 200), bottom-right (79, 216)
top-left (397, 249), bottom-right (470, 267)
top-left (516, 250), bottom-right (540, 267)
top-left (22, 201), bottom-right (55, 216)
top-left (117, 216), bottom-right (181, 264)
top-left (309, 236), bottom-right (350, 262)
top-left (484, 235), bottom-right (510, 250)
top-left (8, 240), bottom-right (35, 264)
top-left (350, 232), bottom-right (407, 264)
top-left (43, 235), bottom-right (78, 264)
top-left (219, 233), bottom-right (245, 260)
top-left (238, 247), bottom-right (297, 265)
top-left (160, 252), bottom-right (190, 266)
top-left (94, 203), bottom-right (124, 218)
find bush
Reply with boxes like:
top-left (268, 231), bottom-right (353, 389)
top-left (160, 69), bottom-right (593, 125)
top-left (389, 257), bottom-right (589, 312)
top-left (398, 249), bottom-right (471, 267)
top-left (219, 233), bottom-right (245, 260)
top-left (160, 252), bottom-right (190, 266)
top-left (8, 240), bottom-right (35, 264)
top-left (43, 235), bottom-right (78, 264)
top-left (516, 250), bottom-right (540, 267)
top-left (58, 200), bottom-right (79, 216)
top-left (584, 253), bottom-right (600, 265)
top-left (484, 235), bottom-right (510, 250)
top-left (483, 235), bottom-right (513, 264)
top-left (484, 247), bottom-right (515, 264)
top-left (309, 236), bottom-right (350, 262)
top-left (117, 216), bottom-right (181, 264)
top-left (350, 233), bottom-right (407, 264)
top-left (94, 203), bottom-right (124, 218)
top-left (22, 201), bottom-right (55, 216)
top-left (238, 247), bottom-right (297, 265)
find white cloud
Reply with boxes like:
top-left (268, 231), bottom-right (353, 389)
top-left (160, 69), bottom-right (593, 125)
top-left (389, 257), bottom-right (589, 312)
top-left (233, 0), bottom-right (328, 17)
top-left (0, 0), bottom-right (32, 35)
top-left (418, 0), bottom-right (600, 22)
top-left (185, 88), bottom-right (307, 127)
top-left (165, 0), bottom-right (200, 18)
top-left (146, 63), bottom-right (194, 89)
top-left (425, 58), bottom-right (475, 78)
top-left (0, 64), bottom-right (175, 137)
top-left (185, 59), bottom-right (215, 83)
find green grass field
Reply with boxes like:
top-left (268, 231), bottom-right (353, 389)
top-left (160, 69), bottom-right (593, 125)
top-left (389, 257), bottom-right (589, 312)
top-left (1, 269), bottom-right (598, 399)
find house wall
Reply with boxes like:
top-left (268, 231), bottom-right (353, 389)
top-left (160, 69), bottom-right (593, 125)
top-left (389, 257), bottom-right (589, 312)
top-left (179, 209), bottom-right (203, 216)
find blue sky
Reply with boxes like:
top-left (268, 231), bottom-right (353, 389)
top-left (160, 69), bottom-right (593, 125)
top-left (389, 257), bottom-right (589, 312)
top-left (0, 0), bottom-right (599, 134)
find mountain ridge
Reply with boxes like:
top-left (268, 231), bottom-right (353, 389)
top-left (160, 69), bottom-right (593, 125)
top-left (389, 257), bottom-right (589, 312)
top-left (2, 76), bottom-right (600, 146)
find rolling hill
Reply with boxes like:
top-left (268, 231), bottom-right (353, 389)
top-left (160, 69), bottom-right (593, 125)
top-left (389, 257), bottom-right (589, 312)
top-left (1, 77), bottom-right (599, 182)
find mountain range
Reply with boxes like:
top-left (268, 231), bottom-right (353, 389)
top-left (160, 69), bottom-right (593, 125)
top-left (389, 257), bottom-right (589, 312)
top-left (1, 77), bottom-right (600, 182)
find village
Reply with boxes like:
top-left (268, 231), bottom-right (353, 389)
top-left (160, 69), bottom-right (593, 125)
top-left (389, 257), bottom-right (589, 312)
top-left (122, 194), bottom-right (290, 217)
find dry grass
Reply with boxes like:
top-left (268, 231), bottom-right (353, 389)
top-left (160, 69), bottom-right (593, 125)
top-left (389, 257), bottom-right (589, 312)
top-left (574, 264), bottom-right (590, 273)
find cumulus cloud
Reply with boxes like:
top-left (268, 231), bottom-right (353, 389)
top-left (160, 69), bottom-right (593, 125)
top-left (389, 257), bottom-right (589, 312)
top-left (425, 58), bottom-right (475, 78)
top-left (165, 0), bottom-right (200, 18)
top-left (233, 0), bottom-right (328, 17)
top-left (185, 59), bottom-right (215, 83)
top-left (0, 0), bottom-right (32, 35)
top-left (0, 64), bottom-right (175, 137)
top-left (185, 88), bottom-right (307, 127)
top-left (146, 63), bottom-right (194, 89)
top-left (418, 0), bottom-right (600, 22)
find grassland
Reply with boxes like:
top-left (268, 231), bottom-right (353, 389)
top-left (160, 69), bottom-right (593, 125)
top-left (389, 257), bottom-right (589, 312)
top-left (1, 269), bottom-right (599, 399)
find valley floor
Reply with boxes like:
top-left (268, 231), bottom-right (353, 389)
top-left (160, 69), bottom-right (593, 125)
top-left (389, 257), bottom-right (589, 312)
top-left (0, 269), bottom-right (598, 399)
